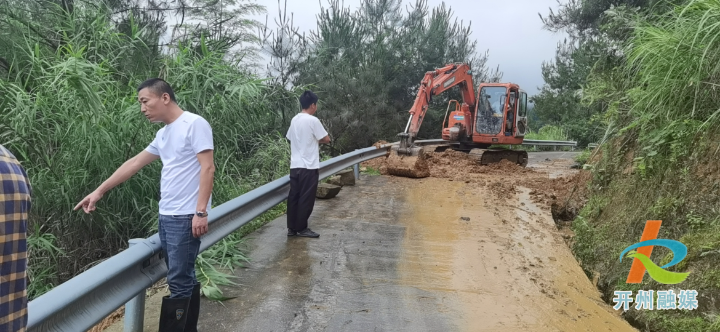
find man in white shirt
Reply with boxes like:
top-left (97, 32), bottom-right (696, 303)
top-left (285, 90), bottom-right (330, 238)
top-left (74, 78), bottom-right (214, 332)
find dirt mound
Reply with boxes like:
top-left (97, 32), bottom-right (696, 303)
top-left (361, 148), bottom-right (590, 221)
top-left (486, 159), bottom-right (529, 173)
top-left (424, 150), bottom-right (484, 178)
top-left (373, 140), bottom-right (390, 149)
top-left (362, 153), bottom-right (389, 172)
top-left (525, 171), bottom-right (592, 226)
top-left (488, 180), bottom-right (519, 200)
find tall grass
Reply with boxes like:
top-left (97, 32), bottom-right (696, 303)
top-left (589, 0), bottom-right (720, 171)
top-left (0, 1), bottom-right (297, 299)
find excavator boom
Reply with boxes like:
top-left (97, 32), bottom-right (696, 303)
top-left (387, 63), bottom-right (477, 178)
top-left (397, 63), bottom-right (476, 154)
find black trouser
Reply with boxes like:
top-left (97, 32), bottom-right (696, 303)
top-left (287, 168), bottom-right (319, 231)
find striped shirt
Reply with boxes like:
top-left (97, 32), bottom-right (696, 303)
top-left (0, 144), bottom-right (31, 332)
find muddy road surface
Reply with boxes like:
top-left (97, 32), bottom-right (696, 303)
top-left (192, 151), bottom-right (635, 332)
top-left (105, 151), bottom-right (635, 332)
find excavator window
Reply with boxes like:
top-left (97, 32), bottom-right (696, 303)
top-left (519, 92), bottom-right (528, 117)
top-left (476, 86), bottom-right (506, 135)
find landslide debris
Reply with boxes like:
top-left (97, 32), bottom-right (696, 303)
top-left (361, 143), bottom-right (589, 221)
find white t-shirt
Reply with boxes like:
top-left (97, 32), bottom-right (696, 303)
top-left (286, 112), bottom-right (328, 169)
top-left (146, 111), bottom-right (214, 215)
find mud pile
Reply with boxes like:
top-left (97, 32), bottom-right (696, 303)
top-left (424, 149), bottom-right (483, 177)
top-left (487, 180), bottom-right (520, 200)
top-left (372, 140), bottom-right (389, 149)
top-left (361, 142), bottom-right (591, 220)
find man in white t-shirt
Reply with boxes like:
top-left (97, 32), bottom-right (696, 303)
top-left (75, 78), bottom-right (214, 332)
top-left (285, 90), bottom-right (330, 238)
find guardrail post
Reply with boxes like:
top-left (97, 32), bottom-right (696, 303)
top-left (353, 163), bottom-right (360, 180)
top-left (124, 238), bottom-right (146, 332)
top-left (352, 149), bottom-right (361, 180)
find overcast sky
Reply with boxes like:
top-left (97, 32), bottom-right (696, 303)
top-left (249, 0), bottom-right (568, 96)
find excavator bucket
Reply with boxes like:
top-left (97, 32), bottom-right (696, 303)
top-left (385, 146), bottom-right (431, 178)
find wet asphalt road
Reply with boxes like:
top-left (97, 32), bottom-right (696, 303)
top-left (194, 152), bottom-right (583, 332)
top-left (197, 176), bottom-right (447, 331)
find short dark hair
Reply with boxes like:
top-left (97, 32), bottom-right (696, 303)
top-left (137, 78), bottom-right (176, 102)
top-left (299, 90), bottom-right (318, 110)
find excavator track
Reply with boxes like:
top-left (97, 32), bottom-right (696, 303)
top-left (468, 148), bottom-right (528, 167)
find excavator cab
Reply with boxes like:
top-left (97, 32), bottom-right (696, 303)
top-left (475, 86), bottom-right (506, 136)
top-left (472, 83), bottom-right (528, 140)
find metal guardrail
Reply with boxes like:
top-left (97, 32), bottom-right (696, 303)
top-left (26, 142), bottom-right (402, 332)
top-left (522, 139), bottom-right (577, 147)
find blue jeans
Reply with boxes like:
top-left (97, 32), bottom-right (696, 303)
top-left (159, 214), bottom-right (201, 299)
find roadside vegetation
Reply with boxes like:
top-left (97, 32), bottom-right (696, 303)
top-left (522, 125), bottom-right (574, 151)
top-left (538, 0), bottom-right (720, 330)
top-left (0, 0), bottom-right (501, 301)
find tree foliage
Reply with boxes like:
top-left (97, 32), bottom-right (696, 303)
top-left (531, 0), bottom-right (687, 147)
top-left (261, 0), bottom-right (502, 152)
top-left (532, 38), bottom-right (608, 147)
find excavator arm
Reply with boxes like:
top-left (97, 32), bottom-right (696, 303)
top-left (397, 63), bottom-right (476, 154)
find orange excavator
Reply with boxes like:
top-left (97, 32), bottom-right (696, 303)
top-left (386, 62), bottom-right (530, 178)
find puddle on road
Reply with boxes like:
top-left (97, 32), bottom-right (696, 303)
top-left (396, 177), bottom-right (637, 332)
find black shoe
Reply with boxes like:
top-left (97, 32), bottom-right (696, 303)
top-left (184, 284), bottom-right (201, 332)
top-left (296, 228), bottom-right (319, 238)
top-left (287, 229), bottom-right (297, 236)
top-left (159, 295), bottom-right (191, 332)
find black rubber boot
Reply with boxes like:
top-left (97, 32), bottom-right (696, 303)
top-left (159, 295), bottom-right (191, 332)
top-left (185, 284), bottom-right (201, 332)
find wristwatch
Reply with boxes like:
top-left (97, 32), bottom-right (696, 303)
top-left (196, 211), bottom-right (208, 218)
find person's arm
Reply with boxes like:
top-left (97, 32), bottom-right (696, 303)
top-left (314, 118), bottom-right (330, 144)
top-left (98, 151), bottom-right (159, 194)
top-left (74, 150), bottom-right (159, 213)
top-left (195, 150), bottom-right (215, 213)
top-left (190, 117), bottom-right (214, 238)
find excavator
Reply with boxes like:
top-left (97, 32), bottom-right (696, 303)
top-left (385, 62), bottom-right (530, 178)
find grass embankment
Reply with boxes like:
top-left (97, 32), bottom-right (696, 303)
top-left (574, 134), bottom-right (720, 331)
top-left (566, 1), bottom-right (720, 330)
